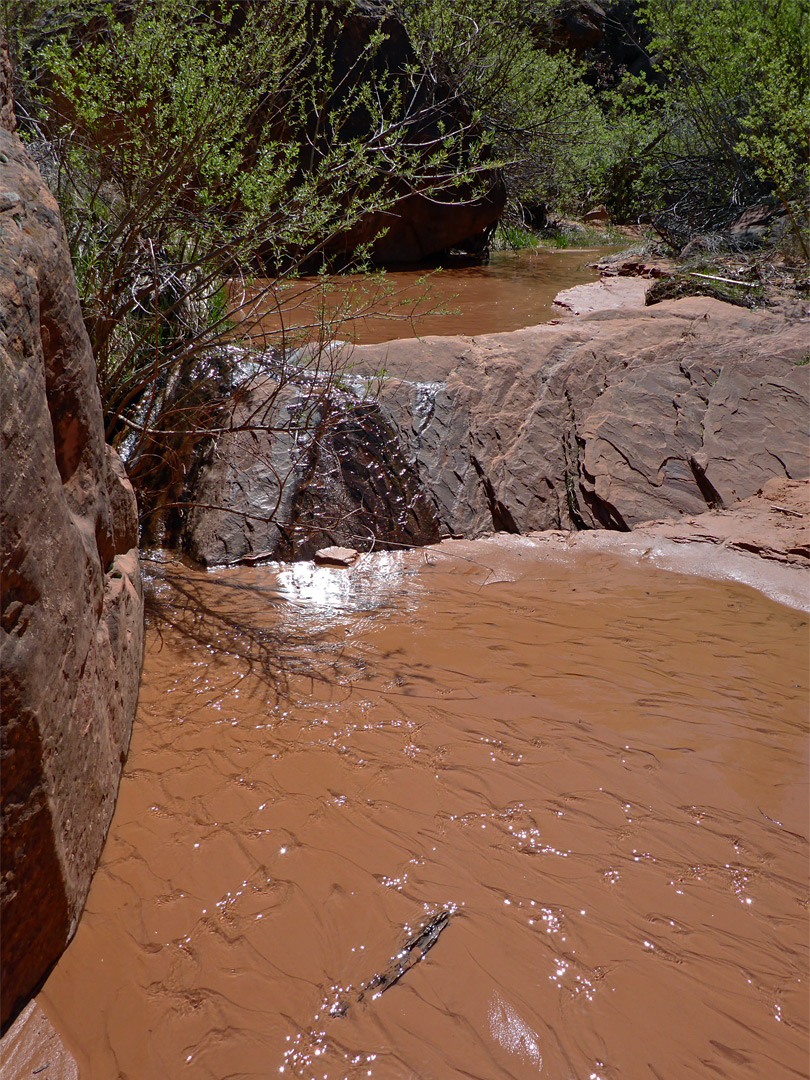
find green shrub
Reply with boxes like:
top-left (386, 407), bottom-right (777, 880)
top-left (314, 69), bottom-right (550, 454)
top-left (7, 0), bottom-right (490, 534)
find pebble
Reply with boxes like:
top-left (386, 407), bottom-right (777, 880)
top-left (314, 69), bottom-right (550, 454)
top-left (314, 546), bottom-right (360, 567)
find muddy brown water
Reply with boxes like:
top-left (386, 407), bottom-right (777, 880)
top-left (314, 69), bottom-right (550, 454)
top-left (40, 540), bottom-right (808, 1079)
top-left (228, 249), bottom-right (605, 346)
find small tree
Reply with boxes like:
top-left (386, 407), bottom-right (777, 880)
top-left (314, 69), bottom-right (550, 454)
top-left (632, 0), bottom-right (810, 253)
top-left (397, 0), bottom-right (618, 215)
top-left (8, 0), bottom-right (494, 538)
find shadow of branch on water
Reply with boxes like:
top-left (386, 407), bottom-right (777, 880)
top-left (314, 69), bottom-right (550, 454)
top-left (141, 557), bottom-right (351, 701)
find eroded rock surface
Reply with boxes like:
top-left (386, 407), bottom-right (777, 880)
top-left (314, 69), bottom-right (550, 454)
top-left (181, 295), bottom-right (808, 566)
top-left (627, 477), bottom-right (810, 567)
top-left (353, 295), bottom-right (810, 537)
top-left (0, 128), bottom-right (144, 1027)
top-left (183, 376), bottom-right (442, 566)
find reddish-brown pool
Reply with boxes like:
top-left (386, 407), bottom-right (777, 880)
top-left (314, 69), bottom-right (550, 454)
top-left (39, 539), bottom-right (809, 1079)
top-left (228, 249), bottom-right (606, 347)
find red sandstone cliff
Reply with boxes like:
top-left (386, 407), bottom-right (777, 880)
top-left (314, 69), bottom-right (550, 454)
top-left (0, 116), bottom-right (144, 1027)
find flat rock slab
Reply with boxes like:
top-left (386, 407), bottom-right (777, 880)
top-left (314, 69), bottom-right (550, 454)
top-left (314, 545), bottom-right (361, 567)
top-left (0, 1001), bottom-right (78, 1080)
top-left (552, 275), bottom-right (650, 315)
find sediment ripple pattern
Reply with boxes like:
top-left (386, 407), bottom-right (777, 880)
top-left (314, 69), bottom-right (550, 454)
top-left (41, 541), bottom-right (809, 1080)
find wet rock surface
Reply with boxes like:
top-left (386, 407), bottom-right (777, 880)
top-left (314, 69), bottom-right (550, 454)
top-left (181, 295), bottom-right (809, 564)
top-left (183, 377), bottom-right (442, 566)
top-left (0, 129), bottom-right (144, 1027)
top-left (314, 546), bottom-right (361, 567)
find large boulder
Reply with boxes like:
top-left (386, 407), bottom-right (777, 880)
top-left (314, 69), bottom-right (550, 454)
top-left (373, 298), bottom-right (809, 534)
top-left (543, 0), bottom-right (656, 86)
top-left (548, 0), bottom-right (607, 56)
top-left (179, 296), bottom-right (809, 563)
top-left (353, 297), bottom-right (809, 536)
top-left (0, 128), bottom-right (144, 1028)
top-left (306, 2), bottom-right (505, 265)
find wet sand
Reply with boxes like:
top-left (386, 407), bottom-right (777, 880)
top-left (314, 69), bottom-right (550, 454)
top-left (39, 540), bottom-right (809, 1079)
top-left (228, 249), bottom-right (606, 347)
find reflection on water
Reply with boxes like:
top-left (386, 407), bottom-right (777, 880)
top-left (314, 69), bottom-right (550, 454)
top-left (41, 541), bottom-right (809, 1079)
top-left (230, 249), bottom-right (607, 347)
top-left (488, 994), bottom-right (544, 1071)
top-left (275, 553), bottom-right (420, 624)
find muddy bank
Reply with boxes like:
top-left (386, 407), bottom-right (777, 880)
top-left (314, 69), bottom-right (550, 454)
top-left (522, 477), bottom-right (810, 612)
top-left (30, 525), bottom-right (810, 1079)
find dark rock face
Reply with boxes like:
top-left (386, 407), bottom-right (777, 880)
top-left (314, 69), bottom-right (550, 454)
top-left (549, 0), bottom-right (607, 56)
top-left (342, 182), bottom-right (505, 266)
top-left (180, 297), bottom-right (809, 564)
top-left (0, 129), bottom-right (144, 1028)
top-left (279, 399), bottom-right (442, 559)
top-left (312, 3), bottom-right (505, 265)
top-left (545, 0), bottom-right (656, 86)
top-left (183, 373), bottom-right (442, 566)
top-left (0, 30), bottom-right (15, 134)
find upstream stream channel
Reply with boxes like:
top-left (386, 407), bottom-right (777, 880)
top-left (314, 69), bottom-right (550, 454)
top-left (35, 251), bottom-right (810, 1079)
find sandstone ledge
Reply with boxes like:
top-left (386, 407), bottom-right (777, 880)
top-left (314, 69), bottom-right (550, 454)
top-left (619, 477), bottom-right (809, 567)
top-left (182, 291), bottom-right (810, 566)
top-left (353, 295), bottom-right (810, 538)
top-left (530, 477), bottom-right (809, 612)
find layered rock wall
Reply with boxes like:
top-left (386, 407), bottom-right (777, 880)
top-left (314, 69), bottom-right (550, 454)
top-left (0, 128), bottom-right (144, 1028)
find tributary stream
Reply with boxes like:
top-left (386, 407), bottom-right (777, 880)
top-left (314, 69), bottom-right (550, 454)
top-left (40, 539), bottom-right (808, 1079)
